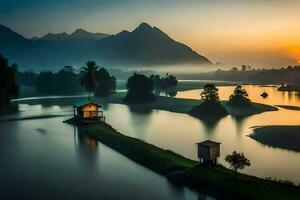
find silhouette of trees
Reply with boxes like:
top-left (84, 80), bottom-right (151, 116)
top-left (229, 85), bottom-right (250, 105)
top-left (124, 73), bottom-right (155, 103)
top-left (94, 68), bottom-right (116, 97)
top-left (35, 71), bottom-right (56, 94)
top-left (17, 70), bottom-right (37, 86)
top-left (150, 73), bottom-right (178, 97)
top-left (189, 84), bottom-right (228, 118)
top-left (0, 54), bottom-right (19, 109)
top-left (35, 66), bottom-right (82, 95)
top-left (225, 151), bottom-right (251, 176)
top-left (80, 61), bottom-right (99, 100)
top-left (150, 73), bottom-right (178, 89)
top-left (201, 84), bottom-right (220, 103)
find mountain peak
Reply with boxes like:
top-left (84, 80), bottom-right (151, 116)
top-left (72, 28), bottom-right (88, 34)
top-left (134, 23), bottom-right (153, 32)
top-left (138, 22), bottom-right (152, 29)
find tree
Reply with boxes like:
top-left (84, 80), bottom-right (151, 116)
top-left (189, 84), bottom-right (228, 118)
top-left (225, 151), bottom-right (251, 176)
top-left (201, 84), bottom-right (220, 103)
top-left (80, 61), bottom-right (99, 100)
top-left (35, 71), bottom-right (56, 94)
top-left (124, 73), bottom-right (155, 103)
top-left (0, 54), bottom-right (19, 108)
top-left (229, 85), bottom-right (250, 105)
top-left (56, 66), bottom-right (82, 94)
top-left (94, 68), bottom-right (116, 97)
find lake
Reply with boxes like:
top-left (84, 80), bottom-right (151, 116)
top-left (1, 84), bottom-right (300, 199)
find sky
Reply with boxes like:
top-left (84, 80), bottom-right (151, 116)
top-left (1, 0), bottom-right (300, 68)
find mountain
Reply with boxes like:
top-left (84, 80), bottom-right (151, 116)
top-left (0, 24), bottom-right (29, 47)
top-left (39, 29), bottom-right (109, 41)
top-left (0, 23), bottom-right (212, 70)
top-left (97, 23), bottom-right (212, 66)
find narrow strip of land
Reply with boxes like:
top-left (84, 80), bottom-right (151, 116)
top-left (276, 105), bottom-right (300, 111)
top-left (66, 119), bottom-right (300, 200)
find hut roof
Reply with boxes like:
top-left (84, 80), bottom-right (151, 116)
top-left (73, 100), bottom-right (102, 108)
top-left (196, 140), bottom-right (221, 147)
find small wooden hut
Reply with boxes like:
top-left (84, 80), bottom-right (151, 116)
top-left (196, 140), bottom-right (221, 166)
top-left (73, 101), bottom-right (105, 122)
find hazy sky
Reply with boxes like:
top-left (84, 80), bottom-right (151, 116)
top-left (1, 0), bottom-right (300, 68)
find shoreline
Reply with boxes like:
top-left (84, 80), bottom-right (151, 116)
top-left (95, 92), bottom-right (278, 117)
top-left (250, 126), bottom-right (300, 152)
top-left (65, 119), bottom-right (300, 200)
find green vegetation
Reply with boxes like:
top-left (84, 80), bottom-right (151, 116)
top-left (80, 61), bottom-right (100, 99)
top-left (94, 68), bottom-right (116, 97)
top-left (66, 119), bottom-right (196, 175)
top-left (123, 73), bottom-right (156, 103)
top-left (36, 66), bottom-right (83, 95)
top-left (189, 84), bottom-right (228, 119)
top-left (0, 54), bottom-right (19, 112)
top-left (250, 126), bottom-right (300, 152)
top-left (150, 73), bottom-right (178, 97)
top-left (225, 151), bottom-right (251, 176)
top-left (66, 120), bottom-right (300, 200)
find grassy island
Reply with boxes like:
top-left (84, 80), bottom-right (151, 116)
top-left (250, 126), bottom-right (300, 152)
top-left (65, 119), bottom-right (300, 200)
top-left (95, 92), bottom-right (278, 117)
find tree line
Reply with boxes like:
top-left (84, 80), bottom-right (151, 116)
top-left (17, 61), bottom-right (116, 97)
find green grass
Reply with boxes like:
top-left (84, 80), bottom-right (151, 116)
top-left (82, 122), bottom-right (196, 175)
top-left (182, 165), bottom-right (300, 200)
top-left (67, 119), bottom-right (300, 200)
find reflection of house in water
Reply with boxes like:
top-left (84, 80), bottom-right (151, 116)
top-left (73, 126), bottom-right (99, 169)
top-left (73, 100), bottom-right (105, 122)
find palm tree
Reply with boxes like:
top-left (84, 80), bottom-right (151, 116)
top-left (80, 61), bottom-right (99, 101)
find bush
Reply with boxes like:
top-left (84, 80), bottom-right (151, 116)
top-left (124, 73), bottom-right (156, 103)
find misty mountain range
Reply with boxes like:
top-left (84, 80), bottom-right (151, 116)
top-left (0, 23), bottom-right (212, 70)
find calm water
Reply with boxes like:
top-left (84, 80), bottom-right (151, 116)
top-left (0, 108), bottom-right (210, 199)
top-left (2, 84), bottom-right (300, 199)
top-left (103, 85), bottom-right (300, 183)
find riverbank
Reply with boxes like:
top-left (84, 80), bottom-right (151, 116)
top-left (250, 126), bottom-right (300, 152)
top-left (66, 119), bottom-right (300, 200)
top-left (276, 105), bottom-right (300, 111)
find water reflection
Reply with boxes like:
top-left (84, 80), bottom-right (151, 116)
top-left (74, 126), bottom-right (99, 170)
top-left (231, 116), bottom-right (248, 136)
top-left (199, 117), bottom-right (223, 134)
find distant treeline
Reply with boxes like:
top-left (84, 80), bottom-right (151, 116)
top-left (178, 65), bottom-right (300, 85)
top-left (17, 64), bottom-right (116, 96)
